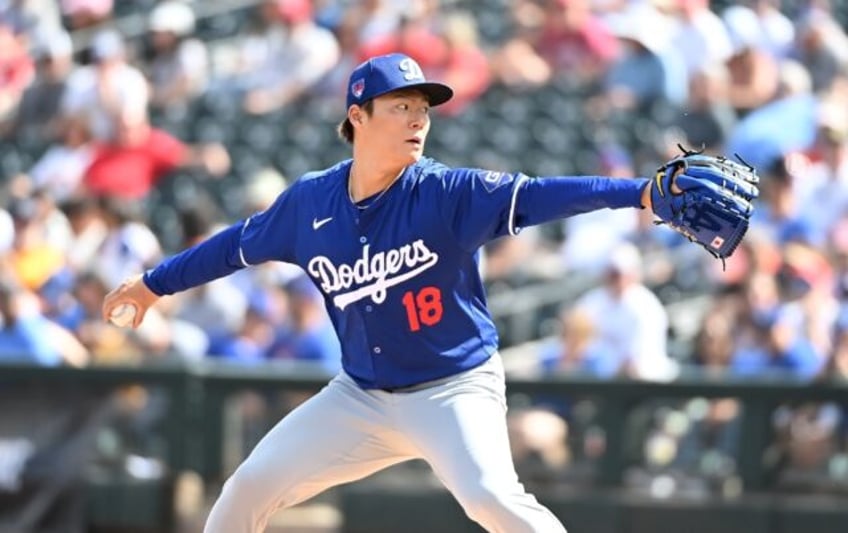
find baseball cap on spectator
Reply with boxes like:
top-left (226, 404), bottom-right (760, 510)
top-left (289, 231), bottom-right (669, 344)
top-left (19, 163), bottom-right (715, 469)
top-left (606, 243), bottom-right (642, 276)
top-left (245, 167), bottom-right (288, 212)
top-left (34, 31), bottom-right (73, 60)
top-left (246, 290), bottom-right (275, 321)
top-left (90, 29), bottom-right (124, 61)
top-left (606, 4), bottom-right (670, 54)
top-left (346, 53), bottom-right (453, 109)
top-left (62, 0), bottom-right (113, 18)
top-left (723, 5), bottom-right (762, 53)
top-left (7, 198), bottom-right (38, 225)
top-left (276, 0), bottom-right (312, 24)
top-left (149, 1), bottom-right (196, 35)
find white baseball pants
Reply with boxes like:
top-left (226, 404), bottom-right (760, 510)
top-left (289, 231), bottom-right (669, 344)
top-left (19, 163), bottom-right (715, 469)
top-left (203, 355), bottom-right (567, 533)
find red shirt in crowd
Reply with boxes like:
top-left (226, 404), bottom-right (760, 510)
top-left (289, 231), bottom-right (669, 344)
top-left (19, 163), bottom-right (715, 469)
top-left (84, 128), bottom-right (188, 199)
top-left (358, 25), bottom-right (448, 71)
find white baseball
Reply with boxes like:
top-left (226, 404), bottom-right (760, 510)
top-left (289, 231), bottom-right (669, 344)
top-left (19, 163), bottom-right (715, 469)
top-left (108, 303), bottom-right (138, 328)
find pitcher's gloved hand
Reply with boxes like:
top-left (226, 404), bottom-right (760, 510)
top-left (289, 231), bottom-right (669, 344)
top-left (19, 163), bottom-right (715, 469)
top-left (650, 145), bottom-right (760, 266)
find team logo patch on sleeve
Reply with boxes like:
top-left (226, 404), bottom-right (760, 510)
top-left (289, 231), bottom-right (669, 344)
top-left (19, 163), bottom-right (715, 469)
top-left (476, 171), bottom-right (511, 193)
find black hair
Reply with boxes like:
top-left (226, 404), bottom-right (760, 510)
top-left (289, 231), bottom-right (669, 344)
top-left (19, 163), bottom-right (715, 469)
top-left (337, 99), bottom-right (374, 144)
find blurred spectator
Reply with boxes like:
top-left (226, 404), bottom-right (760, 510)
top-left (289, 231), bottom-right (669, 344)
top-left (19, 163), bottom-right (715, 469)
top-left (0, 0), bottom-right (63, 38)
top-left (777, 59), bottom-right (815, 100)
top-left (208, 290), bottom-right (280, 363)
top-left (669, 0), bottom-right (734, 80)
top-left (771, 402), bottom-right (843, 489)
top-left (533, 0), bottom-right (618, 83)
top-left (507, 407), bottom-right (571, 484)
top-left (343, 0), bottom-right (401, 44)
top-left (311, 13), bottom-right (362, 100)
top-left (722, 2), bottom-right (794, 60)
top-left (792, 8), bottom-right (848, 94)
top-left (573, 243), bottom-right (676, 381)
top-left (537, 306), bottom-right (621, 377)
top-left (164, 205), bottom-right (252, 342)
top-left (82, 104), bottom-right (230, 200)
top-left (602, 4), bottom-right (686, 112)
top-left (18, 115), bottom-right (94, 202)
top-left (242, 166), bottom-right (288, 215)
top-left (0, 276), bottom-right (87, 367)
top-left (0, 19), bottom-right (35, 121)
top-left (60, 0), bottom-right (112, 30)
top-left (723, 3), bottom-right (781, 117)
top-left (752, 155), bottom-right (818, 247)
top-left (795, 121), bottom-right (848, 246)
top-left (232, 0), bottom-right (340, 115)
top-left (482, 225), bottom-right (561, 291)
top-left (692, 289), bottom-right (741, 372)
top-left (560, 146), bottom-right (639, 272)
top-left (358, 9), bottom-right (447, 74)
top-left (431, 11), bottom-right (491, 116)
top-left (673, 63), bottom-right (737, 151)
top-left (489, 0), bottom-right (552, 89)
top-left (93, 196), bottom-right (162, 290)
top-left (60, 28), bottom-right (149, 142)
top-left (174, 277), bottom-right (250, 342)
top-left (145, 0), bottom-right (209, 112)
top-left (60, 195), bottom-right (107, 273)
top-left (21, 187), bottom-right (73, 253)
top-left (269, 275), bottom-right (341, 374)
top-left (730, 265), bottom-right (832, 379)
top-left (65, 269), bottom-right (172, 364)
top-left (1, 29), bottom-right (73, 142)
top-left (4, 197), bottom-right (65, 292)
top-left (726, 88), bottom-right (818, 170)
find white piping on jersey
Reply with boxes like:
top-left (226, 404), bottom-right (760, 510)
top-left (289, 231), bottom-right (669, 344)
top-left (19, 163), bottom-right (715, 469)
top-left (508, 174), bottom-right (530, 236)
top-left (238, 218), bottom-right (252, 267)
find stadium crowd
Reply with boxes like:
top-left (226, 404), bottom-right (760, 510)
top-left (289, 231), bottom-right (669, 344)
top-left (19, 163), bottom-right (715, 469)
top-left (1, 0), bottom-right (848, 496)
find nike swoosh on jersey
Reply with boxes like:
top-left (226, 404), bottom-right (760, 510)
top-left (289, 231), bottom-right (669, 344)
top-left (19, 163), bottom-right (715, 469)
top-left (312, 217), bottom-right (333, 230)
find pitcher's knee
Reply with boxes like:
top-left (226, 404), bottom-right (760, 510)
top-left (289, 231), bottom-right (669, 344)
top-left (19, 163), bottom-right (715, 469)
top-left (458, 484), bottom-right (511, 523)
top-left (218, 459), bottom-right (290, 510)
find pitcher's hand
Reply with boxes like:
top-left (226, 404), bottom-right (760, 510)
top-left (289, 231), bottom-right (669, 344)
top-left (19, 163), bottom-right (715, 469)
top-left (102, 274), bottom-right (160, 329)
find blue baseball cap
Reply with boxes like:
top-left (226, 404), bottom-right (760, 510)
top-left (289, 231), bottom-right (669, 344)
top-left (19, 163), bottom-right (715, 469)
top-left (346, 53), bottom-right (453, 109)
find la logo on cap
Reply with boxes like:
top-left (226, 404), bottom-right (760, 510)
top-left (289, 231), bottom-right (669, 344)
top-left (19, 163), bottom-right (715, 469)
top-left (351, 78), bottom-right (365, 99)
top-left (399, 58), bottom-right (424, 81)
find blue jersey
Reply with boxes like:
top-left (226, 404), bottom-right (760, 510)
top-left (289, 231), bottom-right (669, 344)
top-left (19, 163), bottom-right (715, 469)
top-left (144, 157), bottom-right (648, 389)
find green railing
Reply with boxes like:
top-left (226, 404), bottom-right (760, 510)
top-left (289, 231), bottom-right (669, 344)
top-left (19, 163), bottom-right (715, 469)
top-left (4, 362), bottom-right (846, 488)
top-left (3, 361), bottom-right (847, 531)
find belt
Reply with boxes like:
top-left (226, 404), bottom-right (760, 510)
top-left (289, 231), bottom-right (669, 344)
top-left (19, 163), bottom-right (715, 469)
top-left (379, 372), bottom-right (459, 394)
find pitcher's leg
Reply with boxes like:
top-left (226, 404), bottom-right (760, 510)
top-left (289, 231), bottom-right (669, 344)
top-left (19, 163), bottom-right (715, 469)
top-left (399, 358), bottom-right (567, 533)
top-left (204, 375), bottom-right (415, 533)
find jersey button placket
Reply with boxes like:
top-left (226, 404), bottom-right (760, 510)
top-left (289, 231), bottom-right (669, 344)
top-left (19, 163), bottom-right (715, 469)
top-left (359, 236), bottom-right (367, 244)
top-left (373, 346), bottom-right (381, 355)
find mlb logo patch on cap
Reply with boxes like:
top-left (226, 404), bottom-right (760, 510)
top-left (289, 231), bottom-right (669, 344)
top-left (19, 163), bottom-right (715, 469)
top-left (350, 78), bottom-right (365, 99)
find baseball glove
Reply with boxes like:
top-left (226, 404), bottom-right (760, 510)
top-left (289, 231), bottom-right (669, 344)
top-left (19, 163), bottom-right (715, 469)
top-left (650, 145), bottom-right (759, 266)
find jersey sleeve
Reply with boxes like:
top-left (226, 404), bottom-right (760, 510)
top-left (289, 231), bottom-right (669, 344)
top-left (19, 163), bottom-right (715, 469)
top-left (437, 167), bottom-right (530, 251)
top-left (238, 182), bottom-right (301, 265)
top-left (436, 166), bottom-right (649, 250)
